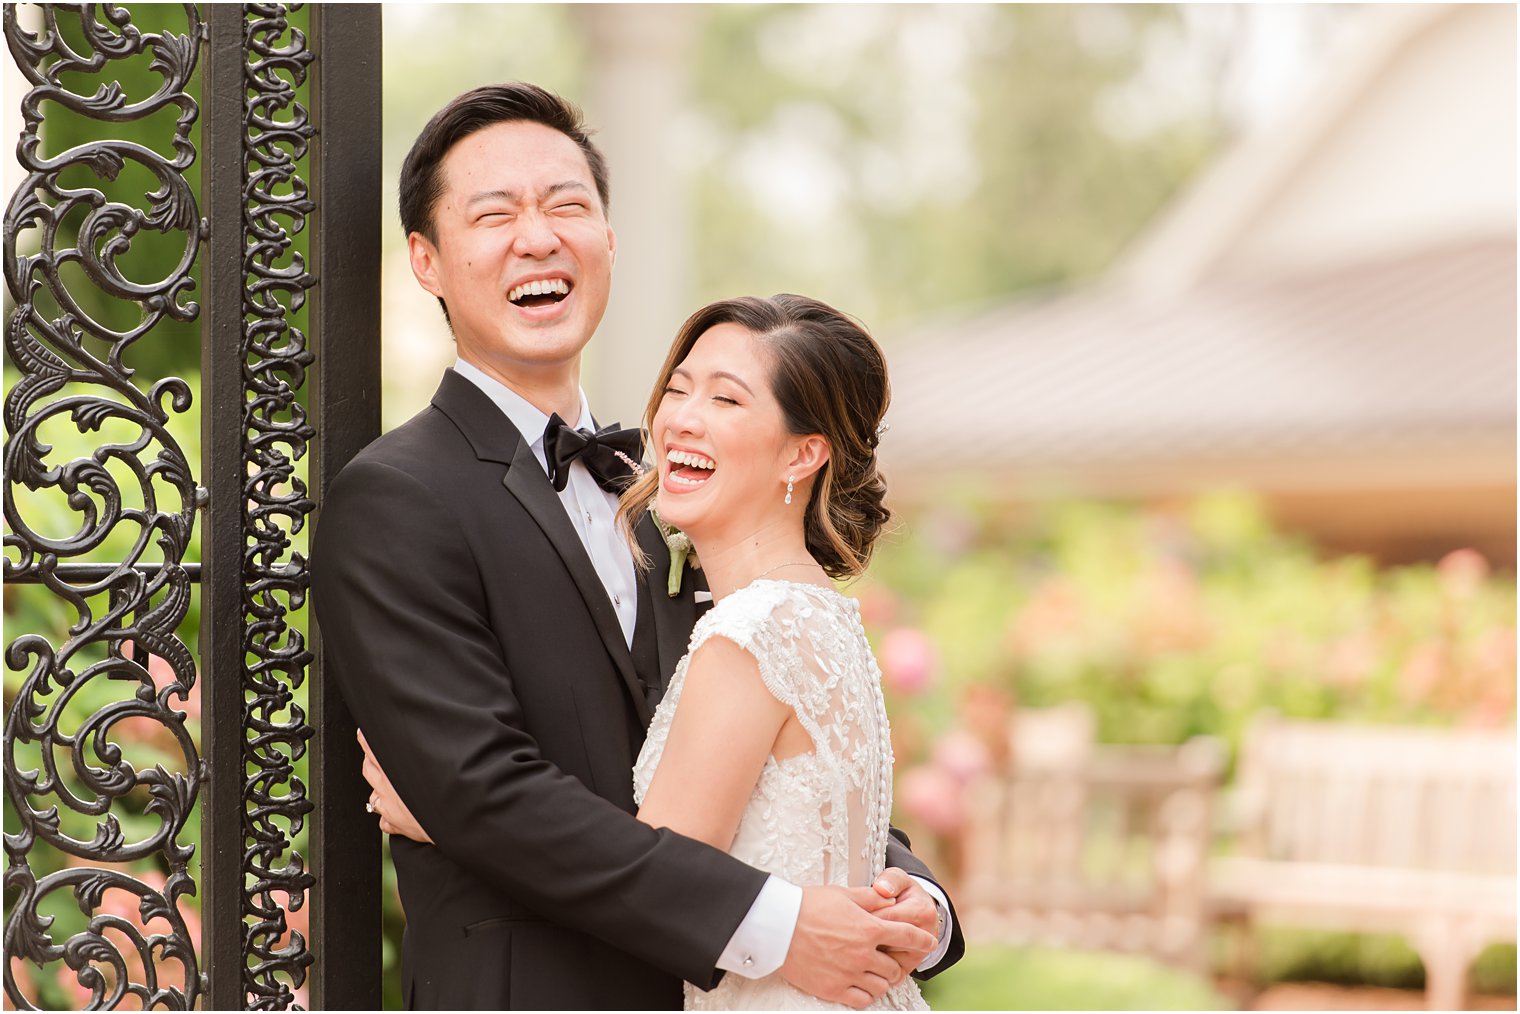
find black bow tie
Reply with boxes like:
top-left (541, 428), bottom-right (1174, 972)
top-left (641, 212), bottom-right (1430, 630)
top-left (542, 414), bottom-right (644, 494)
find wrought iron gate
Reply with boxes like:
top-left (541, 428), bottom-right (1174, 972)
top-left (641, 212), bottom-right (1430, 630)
top-left (4, 4), bottom-right (382, 1008)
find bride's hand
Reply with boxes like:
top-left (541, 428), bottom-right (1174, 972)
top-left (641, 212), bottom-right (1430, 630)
top-left (779, 885), bottom-right (932, 1008)
top-left (871, 869), bottom-right (940, 976)
top-left (358, 730), bottom-right (434, 843)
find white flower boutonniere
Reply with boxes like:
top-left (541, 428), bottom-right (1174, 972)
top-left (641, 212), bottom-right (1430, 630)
top-left (650, 506), bottom-right (700, 597)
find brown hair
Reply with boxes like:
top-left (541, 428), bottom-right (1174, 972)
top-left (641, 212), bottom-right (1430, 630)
top-left (399, 82), bottom-right (609, 325)
top-left (618, 294), bottom-right (892, 580)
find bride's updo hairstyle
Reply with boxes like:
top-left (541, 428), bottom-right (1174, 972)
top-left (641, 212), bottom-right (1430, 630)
top-left (619, 294), bottom-right (892, 580)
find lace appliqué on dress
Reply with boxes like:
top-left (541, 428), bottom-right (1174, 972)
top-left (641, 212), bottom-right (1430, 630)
top-left (633, 580), bottom-right (928, 1012)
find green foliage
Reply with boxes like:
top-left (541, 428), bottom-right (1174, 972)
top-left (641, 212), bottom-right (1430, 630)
top-left (688, 5), bottom-right (1223, 327)
top-left (922, 938), bottom-right (1518, 1008)
top-left (1256, 929), bottom-right (1517, 996)
top-left (868, 490), bottom-right (1516, 762)
top-left (868, 490), bottom-right (1514, 1000)
top-left (920, 945), bottom-right (1233, 1010)
top-left (1473, 943), bottom-right (1520, 996)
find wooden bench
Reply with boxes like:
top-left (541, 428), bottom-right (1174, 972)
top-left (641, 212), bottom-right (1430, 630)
top-left (1212, 715), bottom-right (1516, 1010)
top-left (961, 704), bottom-right (1227, 971)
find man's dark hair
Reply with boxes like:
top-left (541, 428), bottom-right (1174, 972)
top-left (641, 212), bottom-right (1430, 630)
top-left (399, 82), bottom-right (610, 243)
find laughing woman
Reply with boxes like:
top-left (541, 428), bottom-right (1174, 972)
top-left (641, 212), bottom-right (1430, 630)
top-left (620, 294), bottom-right (930, 1012)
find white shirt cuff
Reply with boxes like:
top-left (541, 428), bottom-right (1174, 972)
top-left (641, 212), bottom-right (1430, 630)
top-left (911, 876), bottom-right (954, 971)
top-left (716, 875), bottom-right (802, 979)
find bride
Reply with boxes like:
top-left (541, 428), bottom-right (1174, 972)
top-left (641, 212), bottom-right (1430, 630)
top-left (617, 294), bottom-right (928, 1012)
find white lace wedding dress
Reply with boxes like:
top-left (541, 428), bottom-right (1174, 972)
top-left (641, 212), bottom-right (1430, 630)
top-left (633, 579), bottom-right (929, 1011)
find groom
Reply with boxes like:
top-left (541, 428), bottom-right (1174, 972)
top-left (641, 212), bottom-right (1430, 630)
top-left (311, 83), bottom-right (963, 1010)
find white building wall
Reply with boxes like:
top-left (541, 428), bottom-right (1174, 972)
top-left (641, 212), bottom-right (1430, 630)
top-left (576, 5), bottom-right (696, 429)
top-left (1220, 3), bottom-right (1516, 277)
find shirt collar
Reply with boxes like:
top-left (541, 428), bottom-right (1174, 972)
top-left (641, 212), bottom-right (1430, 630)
top-left (452, 357), bottom-right (593, 452)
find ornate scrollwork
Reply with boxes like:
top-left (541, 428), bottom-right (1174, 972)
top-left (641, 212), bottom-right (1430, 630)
top-left (238, 4), bottom-right (317, 1010)
top-left (4, 3), bottom-right (205, 1010)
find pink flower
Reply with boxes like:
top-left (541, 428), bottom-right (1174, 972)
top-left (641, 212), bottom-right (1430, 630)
top-left (898, 765), bottom-right (965, 835)
top-left (146, 650), bottom-right (201, 721)
top-left (932, 729), bottom-right (992, 783)
top-left (1473, 627), bottom-right (1517, 681)
top-left (1132, 563), bottom-right (1207, 652)
top-left (880, 628), bottom-right (937, 696)
top-left (1399, 642), bottom-right (1444, 705)
top-left (1437, 548), bottom-right (1490, 601)
top-left (1006, 578), bottom-right (1084, 654)
top-left (56, 862), bottom-right (201, 1003)
top-left (1324, 632), bottom-right (1377, 689)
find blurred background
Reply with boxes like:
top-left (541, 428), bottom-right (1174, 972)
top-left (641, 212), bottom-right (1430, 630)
top-left (381, 6), bottom-right (1517, 1006)
top-left (5, 3), bottom-right (1515, 1010)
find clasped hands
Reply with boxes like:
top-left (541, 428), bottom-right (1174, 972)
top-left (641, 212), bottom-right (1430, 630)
top-left (358, 731), bottom-right (938, 1011)
top-left (780, 871), bottom-right (939, 1010)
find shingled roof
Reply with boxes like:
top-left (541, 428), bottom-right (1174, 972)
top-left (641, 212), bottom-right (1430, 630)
top-left (883, 235), bottom-right (1515, 487)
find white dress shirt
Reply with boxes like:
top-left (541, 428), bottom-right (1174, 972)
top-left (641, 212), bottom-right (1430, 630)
top-left (454, 359), bottom-right (952, 979)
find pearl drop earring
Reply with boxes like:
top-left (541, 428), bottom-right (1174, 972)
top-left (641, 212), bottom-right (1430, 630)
top-left (785, 476), bottom-right (795, 506)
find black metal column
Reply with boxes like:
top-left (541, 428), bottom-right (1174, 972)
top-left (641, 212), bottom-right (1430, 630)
top-left (308, 5), bottom-right (384, 1009)
top-left (7, 3), bottom-right (384, 1007)
top-left (200, 7), bottom-right (252, 1009)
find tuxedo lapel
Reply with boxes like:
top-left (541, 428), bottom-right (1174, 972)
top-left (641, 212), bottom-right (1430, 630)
top-left (501, 440), bottom-right (652, 726)
top-left (433, 370), bottom-right (652, 727)
top-left (634, 515), bottom-right (705, 693)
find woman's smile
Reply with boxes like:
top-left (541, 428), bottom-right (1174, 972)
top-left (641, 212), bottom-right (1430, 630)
top-left (664, 445), bottom-right (718, 492)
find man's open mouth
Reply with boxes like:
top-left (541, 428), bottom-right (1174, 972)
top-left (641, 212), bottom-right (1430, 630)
top-left (667, 448), bottom-right (716, 488)
top-left (508, 278), bottom-right (572, 309)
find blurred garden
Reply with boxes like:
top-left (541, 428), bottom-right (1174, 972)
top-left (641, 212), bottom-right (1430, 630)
top-left (8, 479), bottom-right (1514, 1008)
top-left (864, 491), bottom-right (1516, 1008)
top-left (6, 3), bottom-right (1516, 1010)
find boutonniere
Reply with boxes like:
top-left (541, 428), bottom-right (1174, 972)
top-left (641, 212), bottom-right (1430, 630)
top-left (650, 506), bottom-right (700, 597)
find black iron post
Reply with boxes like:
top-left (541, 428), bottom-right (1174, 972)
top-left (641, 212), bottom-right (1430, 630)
top-left (201, 7), bottom-right (253, 1009)
top-left (308, 5), bottom-right (384, 1009)
top-left (6, 4), bottom-right (384, 1007)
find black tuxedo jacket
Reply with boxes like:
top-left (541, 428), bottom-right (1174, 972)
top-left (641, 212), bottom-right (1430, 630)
top-left (311, 369), bottom-right (963, 1010)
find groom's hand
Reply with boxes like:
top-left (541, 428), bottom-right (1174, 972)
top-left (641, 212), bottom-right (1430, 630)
top-left (778, 885), bottom-right (936, 1010)
top-left (870, 869), bottom-right (941, 977)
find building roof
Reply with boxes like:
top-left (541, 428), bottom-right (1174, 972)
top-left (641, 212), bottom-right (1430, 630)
top-left (882, 5), bottom-right (1515, 500)
top-left (883, 235), bottom-right (1515, 491)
